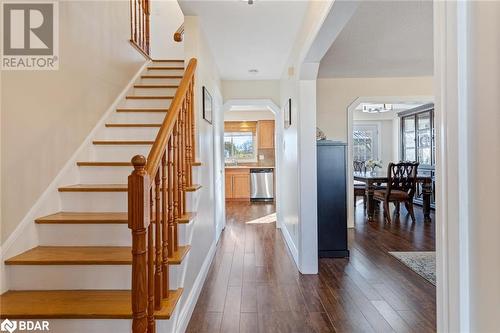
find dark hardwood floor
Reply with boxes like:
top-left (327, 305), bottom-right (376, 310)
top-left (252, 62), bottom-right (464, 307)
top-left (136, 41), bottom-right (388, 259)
top-left (186, 201), bottom-right (436, 333)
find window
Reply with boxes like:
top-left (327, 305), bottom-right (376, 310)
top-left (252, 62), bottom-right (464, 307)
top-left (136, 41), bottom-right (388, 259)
top-left (224, 131), bottom-right (256, 162)
top-left (353, 124), bottom-right (379, 161)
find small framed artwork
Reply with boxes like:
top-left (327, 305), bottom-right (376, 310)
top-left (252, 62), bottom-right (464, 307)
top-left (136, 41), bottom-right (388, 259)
top-left (284, 98), bottom-right (291, 128)
top-left (202, 86), bottom-right (213, 124)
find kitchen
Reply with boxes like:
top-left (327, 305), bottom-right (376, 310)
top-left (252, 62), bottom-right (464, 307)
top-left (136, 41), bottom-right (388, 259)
top-left (224, 110), bottom-right (276, 202)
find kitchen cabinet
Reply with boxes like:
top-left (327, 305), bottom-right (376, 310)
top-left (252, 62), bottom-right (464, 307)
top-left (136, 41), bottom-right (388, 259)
top-left (225, 168), bottom-right (250, 200)
top-left (257, 120), bottom-right (274, 149)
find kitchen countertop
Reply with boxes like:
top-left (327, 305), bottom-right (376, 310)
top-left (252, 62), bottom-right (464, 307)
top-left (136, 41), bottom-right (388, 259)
top-left (225, 165), bottom-right (275, 169)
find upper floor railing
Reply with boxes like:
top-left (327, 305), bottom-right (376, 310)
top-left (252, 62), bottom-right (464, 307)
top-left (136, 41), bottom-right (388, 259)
top-left (130, 0), bottom-right (151, 56)
top-left (174, 23), bottom-right (184, 42)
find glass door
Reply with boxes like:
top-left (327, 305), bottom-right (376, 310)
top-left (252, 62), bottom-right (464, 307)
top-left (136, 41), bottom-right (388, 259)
top-left (417, 112), bottom-right (432, 167)
top-left (402, 116), bottom-right (416, 162)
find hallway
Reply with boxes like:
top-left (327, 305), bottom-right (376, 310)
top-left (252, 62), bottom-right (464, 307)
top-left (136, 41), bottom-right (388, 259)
top-left (187, 202), bottom-right (436, 332)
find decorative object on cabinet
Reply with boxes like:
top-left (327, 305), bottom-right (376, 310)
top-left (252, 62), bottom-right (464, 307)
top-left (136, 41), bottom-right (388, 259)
top-left (202, 86), bottom-right (213, 124)
top-left (284, 98), bottom-right (291, 128)
top-left (317, 141), bottom-right (349, 258)
top-left (316, 127), bottom-right (327, 141)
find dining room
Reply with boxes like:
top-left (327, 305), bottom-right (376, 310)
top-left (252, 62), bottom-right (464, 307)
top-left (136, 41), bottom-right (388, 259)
top-left (348, 100), bottom-right (437, 285)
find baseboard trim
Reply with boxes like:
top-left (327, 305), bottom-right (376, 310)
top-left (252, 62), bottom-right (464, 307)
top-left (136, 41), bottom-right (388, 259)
top-left (280, 224), bottom-right (299, 269)
top-left (175, 241), bottom-right (216, 333)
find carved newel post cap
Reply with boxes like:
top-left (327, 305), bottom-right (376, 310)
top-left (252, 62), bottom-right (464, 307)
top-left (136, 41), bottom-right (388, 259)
top-left (131, 155), bottom-right (147, 169)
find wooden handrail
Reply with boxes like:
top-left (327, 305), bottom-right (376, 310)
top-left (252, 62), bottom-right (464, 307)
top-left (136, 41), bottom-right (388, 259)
top-left (174, 23), bottom-right (184, 42)
top-left (128, 58), bottom-right (197, 333)
top-left (146, 58), bottom-right (196, 178)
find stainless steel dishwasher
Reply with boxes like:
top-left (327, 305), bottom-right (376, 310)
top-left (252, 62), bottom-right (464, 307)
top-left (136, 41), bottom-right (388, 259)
top-left (250, 168), bottom-right (274, 201)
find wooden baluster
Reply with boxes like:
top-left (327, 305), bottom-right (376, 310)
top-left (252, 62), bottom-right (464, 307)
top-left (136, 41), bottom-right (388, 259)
top-left (181, 100), bottom-right (187, 215)
top-left (148, 192), bottom-right (155, 333)
top-left (173, 121), bottom-right (179, 252)
top-left (161, 152), bottom-right (169, 299)
top-left (154, 171), bottom-right (162, 310)
top-left (167, 138), bottom-right (175, 257)
top-left (128, 156), bottom-right (150, 333)
top-left (175, 119), bottom-right (181, 251)
top-left (133, 0), bottom-right (138, 43)
top-left (145, 0), bottom-right (150, 54)
top-left (190, 81), bottom-right (196, 164)
top-left (186, 92), bottom-right (192, 187)
top-left (129, 0), bottom-right (133, 42)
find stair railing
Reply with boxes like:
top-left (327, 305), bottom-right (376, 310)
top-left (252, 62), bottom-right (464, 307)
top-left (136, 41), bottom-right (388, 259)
top-left (130, 0), bottom-right (151, 56)
top-left (128, 58), bottom-right (197, 333)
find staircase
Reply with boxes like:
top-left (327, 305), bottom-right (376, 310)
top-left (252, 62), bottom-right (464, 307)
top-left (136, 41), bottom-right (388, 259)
top-left (0, 58), bottom-right (201, 332)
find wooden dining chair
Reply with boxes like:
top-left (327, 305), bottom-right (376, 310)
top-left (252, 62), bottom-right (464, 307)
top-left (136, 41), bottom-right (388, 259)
top-left (353, 161), bottom-right (366, 208)
top-left (374, 162), bottom-right (419, 223)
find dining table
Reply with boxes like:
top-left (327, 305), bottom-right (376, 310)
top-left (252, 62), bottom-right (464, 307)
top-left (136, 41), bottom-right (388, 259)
top-left (354, 171), bottom-right (433, 223)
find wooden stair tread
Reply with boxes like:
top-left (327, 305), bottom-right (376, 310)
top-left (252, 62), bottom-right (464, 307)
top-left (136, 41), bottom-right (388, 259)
top-left (58, 184), bottom-right (127, 192)
top-left (141, 75), bottom-right (183, 79)
top-left (147, 66), bottom-right (184, 70)
top-left (116, 108), bottom-right (168, 113)
top-left (185, 184), bottom-right (202, 192)
top-left (125, 95), bottom-right (174, 100)
top-left (177, 212), bottom-right (196, 224)
top-left (192, 161), bottom-right (202, 166)
top-left (35, 211), bottom-right (196, 224)
top-left (77, 161), bottom-right (132, 167)
top-left (0, 289), bottom-right (182, 319)
top-left (5, 245), bottom-right (190, 265)
top-left (36, 212), bottom-right (128, 224)
top-left (92, 140), bottom-right (154, 145)
top-left (134, 84), bottom-right (179, 88)
top-left (152, 59), bottom-right (184, 63)
top-left (105, 123), bottom-right (162, 128)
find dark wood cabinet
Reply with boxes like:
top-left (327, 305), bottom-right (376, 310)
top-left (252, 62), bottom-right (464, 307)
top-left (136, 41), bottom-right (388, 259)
top-left (317, 141), bottom-right (349, 258)
top-left (399, 104), bottom-right (435, 207)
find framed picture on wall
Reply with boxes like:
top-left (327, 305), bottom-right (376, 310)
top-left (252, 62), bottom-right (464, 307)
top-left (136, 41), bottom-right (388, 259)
top-left (202, 86), bottom-right (213, 124)
top-left (284, 98), bottom-right (291, 128)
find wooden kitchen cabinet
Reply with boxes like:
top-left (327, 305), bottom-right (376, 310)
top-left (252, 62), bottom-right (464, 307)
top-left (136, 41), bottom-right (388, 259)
top-left (257, 120), bottom-right (275, 149)
top-left (225, 168), bottom-right (250, 201)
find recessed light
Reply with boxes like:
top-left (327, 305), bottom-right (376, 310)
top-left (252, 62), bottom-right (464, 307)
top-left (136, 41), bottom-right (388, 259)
top-left (248, 69), bottom-right (258, 74)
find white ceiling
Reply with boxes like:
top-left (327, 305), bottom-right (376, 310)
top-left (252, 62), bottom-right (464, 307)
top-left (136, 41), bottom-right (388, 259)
top-left (319, 0), bottom-right (434, 78)
top-left (178, 0), bottom-right (308, 80)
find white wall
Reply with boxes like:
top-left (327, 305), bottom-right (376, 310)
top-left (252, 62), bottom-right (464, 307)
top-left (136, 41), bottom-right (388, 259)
top-left (222, 80), bottom-right (281, 106)
top-left (150, 0), bottom-right (184, 59)
top-left (176, 15), bottom-right (224, 331)
top-left (317, 77), bottom-right (434, 141)
top-left (1, 1), bottom-right (145, 244)
top-left (224, 110), bottom-right (274, 121)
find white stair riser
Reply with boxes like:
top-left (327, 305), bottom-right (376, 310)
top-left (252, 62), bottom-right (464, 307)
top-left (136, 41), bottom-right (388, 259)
top-left (8, 265), bottom-right (182, 290)
top-left (39, 224), bottom-right (130, 246)
top-left (119, 98), bottom-right (172, 108)
top-left (110, 112), bottom-right (167, 124)
top-left (137, 77), bottom-right (181, 85)
top-left (91, 145), bottom-right (151, 161)
top-left (131, 87), bottom-right (178, 96)
top-left (78, 166), bottom-right (131, 184)
top-left (148, 61), bottom-right (184, 68)
top-left (59, 192), bottom-right (127, 212)
top-left (95, 127), bottom-right (160, 140)
top-left (144, 68), bottom-right (184, 76)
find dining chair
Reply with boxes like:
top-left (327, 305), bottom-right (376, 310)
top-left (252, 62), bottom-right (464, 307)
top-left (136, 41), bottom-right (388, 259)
top-left (374, 162), bottom-right (419, 223)
top-left (353, 161), bottom-right (366, 208)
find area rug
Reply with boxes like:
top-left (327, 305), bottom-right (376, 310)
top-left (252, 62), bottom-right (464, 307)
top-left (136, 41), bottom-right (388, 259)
top-left (389, 251), bottom-right (436, 285)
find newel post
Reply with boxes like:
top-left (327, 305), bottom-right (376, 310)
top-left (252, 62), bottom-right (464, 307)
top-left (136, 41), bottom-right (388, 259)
top-left (128, 155), bottom-right (150, 333)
